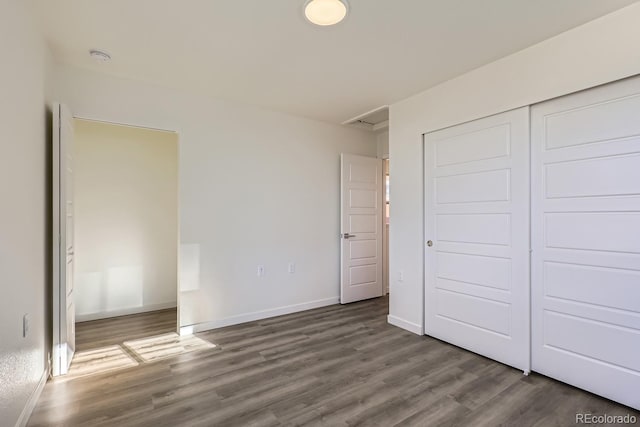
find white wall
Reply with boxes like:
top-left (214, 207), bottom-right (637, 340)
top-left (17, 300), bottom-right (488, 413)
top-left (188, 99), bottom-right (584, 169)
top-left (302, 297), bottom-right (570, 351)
top-left (0, 1), bottom-right (50, 425)
top-left (388, 3), bottom-right (640, 334)
top-left (73, 120), bottom-right (178, 321)
top-left (49, 64), bottom-right (377, 330)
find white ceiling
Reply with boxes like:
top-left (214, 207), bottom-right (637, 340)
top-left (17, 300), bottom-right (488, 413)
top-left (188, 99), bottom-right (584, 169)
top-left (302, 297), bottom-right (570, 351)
top-left (28, 0), bottom-right (637, 124)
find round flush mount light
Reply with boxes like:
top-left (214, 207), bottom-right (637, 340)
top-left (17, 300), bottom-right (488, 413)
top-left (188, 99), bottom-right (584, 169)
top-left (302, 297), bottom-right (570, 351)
top-left (304, 0), bottom-right (348, 26)
top-left (89, 49), bottom-right (111, 62)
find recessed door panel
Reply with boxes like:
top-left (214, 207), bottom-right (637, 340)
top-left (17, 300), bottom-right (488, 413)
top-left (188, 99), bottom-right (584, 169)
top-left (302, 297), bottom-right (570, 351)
top-left (350, 240), bottom-right (377, 260)
top-left (437, 213), bottom-right (511, 246)
top-left (436, 252), bottom-right (511, 291)
top-left (435, 169), bottom-right (510, 204)
top-left (435, 123), bottom-right (510, 166)
top-left (545, 153), bottom-right (640, 198)
top-left (349, 214), bottom-right (376, 233)
top-left (349, 189), bottom-right (377, 208)
top-left (436, 289), bottom-right (511, 336)
top-left (544, 92), bottom-right (640, 150)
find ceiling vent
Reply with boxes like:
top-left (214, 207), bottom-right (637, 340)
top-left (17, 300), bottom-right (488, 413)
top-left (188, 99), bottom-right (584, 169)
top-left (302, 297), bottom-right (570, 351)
top-left (343, 106), bottom-right (388, 132)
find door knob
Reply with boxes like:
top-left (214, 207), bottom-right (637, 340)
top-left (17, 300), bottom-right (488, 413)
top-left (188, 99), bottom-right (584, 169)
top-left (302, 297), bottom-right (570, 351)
top-left (426, 240), bottom-right (433, 247)
top-left (343, 233), bottom-right (356, 239)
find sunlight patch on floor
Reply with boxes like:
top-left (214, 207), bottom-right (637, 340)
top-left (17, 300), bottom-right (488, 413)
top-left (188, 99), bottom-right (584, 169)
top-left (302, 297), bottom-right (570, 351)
top-left (64, 345), bottom-right (138, 380)
top-left (123, 333), bottom-right (216, 362)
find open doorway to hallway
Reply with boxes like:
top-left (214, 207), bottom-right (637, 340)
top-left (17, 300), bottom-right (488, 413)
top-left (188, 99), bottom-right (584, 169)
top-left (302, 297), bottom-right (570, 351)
top-left (340, 106), bottom-right (389, 307)
top-left (66, 119), bottom-right (181, 378)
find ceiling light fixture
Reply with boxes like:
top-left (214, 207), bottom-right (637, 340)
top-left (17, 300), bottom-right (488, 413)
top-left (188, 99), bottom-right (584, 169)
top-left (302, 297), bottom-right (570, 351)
top-left (304, 0), bottom-right (348, 26)
top-left (89, 49), bottom-right (111, 62)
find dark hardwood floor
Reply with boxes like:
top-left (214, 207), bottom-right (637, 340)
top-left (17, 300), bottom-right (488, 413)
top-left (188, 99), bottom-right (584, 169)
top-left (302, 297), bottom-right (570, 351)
top-left (29, 298), bottom-right (638, 426)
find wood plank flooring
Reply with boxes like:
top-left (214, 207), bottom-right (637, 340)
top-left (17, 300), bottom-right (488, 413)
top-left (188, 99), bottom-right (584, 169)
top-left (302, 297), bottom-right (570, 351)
top-left (29, 298), bottom-right (639, 426)
top-left (74, 308), bottom-right (178, 352)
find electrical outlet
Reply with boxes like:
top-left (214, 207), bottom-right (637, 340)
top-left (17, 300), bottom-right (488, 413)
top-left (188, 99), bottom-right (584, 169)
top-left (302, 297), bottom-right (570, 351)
top-left (257, 265), bottom-right (265, 277)
top-left (398, 270), bottom-right (404, 282)
top-left (288, 262), bottom-right (295, 274)
top-left (23, 314), bottom-right (30, 338)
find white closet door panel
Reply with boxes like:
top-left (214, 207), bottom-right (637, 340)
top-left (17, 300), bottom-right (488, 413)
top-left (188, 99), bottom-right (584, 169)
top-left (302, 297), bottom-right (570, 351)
top-left (436, 252), bottom-right (512, 290)
top-left (435, 169), bottom-right (510, 204)
top-left (424, 107), bottom-right (530, 372)
top-left (437, 213), bottom-right (511, 246)
top-left (544, 262), bottom-right (640, 313)
top-left (543, 92), bottom-right (640, 150)
top-left (532, 75), bottom-right (640, 410)
top-left (545, 153), bottom-right (640, 198)
top-left (434, 123), bottom-right (511, 166)
top-left (544, 212), bottom-right (640, 252)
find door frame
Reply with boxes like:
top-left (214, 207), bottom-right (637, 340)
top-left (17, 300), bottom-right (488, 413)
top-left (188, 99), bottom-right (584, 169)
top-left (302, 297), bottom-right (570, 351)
top-left (382, 157), bottom-right (389, 295)
top-left (51, 112), bottom-right (182, 376)
top-left (52, 103), bottom-right (73, 376)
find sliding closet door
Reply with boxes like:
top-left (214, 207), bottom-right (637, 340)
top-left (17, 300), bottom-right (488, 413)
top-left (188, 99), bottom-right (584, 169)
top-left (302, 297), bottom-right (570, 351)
top-left (424, 107), bottom-right (530, 372)
top-left (531, 76), bottom-right (640, 410)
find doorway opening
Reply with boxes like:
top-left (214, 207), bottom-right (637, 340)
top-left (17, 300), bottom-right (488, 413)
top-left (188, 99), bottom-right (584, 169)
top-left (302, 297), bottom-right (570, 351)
top-left (340, 107), bottom-right (389, 308)
top-left (52, 111), bottom-right (186, 378)
top-left (70, 119), bottom-right (180, 378)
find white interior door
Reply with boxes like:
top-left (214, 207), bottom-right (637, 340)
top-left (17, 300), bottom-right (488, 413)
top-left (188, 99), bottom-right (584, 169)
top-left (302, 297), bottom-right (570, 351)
top-left (424, 107), bottom-right (530, 372)
top-left (340, 154), bottom-right (383, 304)
top-left (52, 103), bottom-right (75, 376)
top-left (531, 76), bottom-right (640, 410)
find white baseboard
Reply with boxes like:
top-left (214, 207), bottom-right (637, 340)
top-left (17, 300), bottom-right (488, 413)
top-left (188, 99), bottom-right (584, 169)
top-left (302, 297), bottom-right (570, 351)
top-left (180, 297), bottom-right (339, 335)
top-left (76, 302), bottom-right (177, 322)
top-left (15, 368), bottom-right (47, 427)
top-left (387, 314), bottom-right (423, 335)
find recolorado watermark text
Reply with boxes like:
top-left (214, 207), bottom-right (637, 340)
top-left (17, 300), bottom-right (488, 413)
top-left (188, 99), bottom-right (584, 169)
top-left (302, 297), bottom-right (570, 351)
top-left (576, 413), bottom-right (637, 424)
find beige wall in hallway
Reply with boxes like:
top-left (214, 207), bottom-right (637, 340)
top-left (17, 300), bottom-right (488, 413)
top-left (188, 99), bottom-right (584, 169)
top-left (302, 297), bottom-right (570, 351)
top-left (73, 119), bottom-right (178, 321)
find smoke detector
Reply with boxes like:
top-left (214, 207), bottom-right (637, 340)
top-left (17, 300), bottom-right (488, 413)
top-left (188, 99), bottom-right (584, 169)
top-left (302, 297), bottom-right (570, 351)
top-left (89, 49), bottom-right (111, 62)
